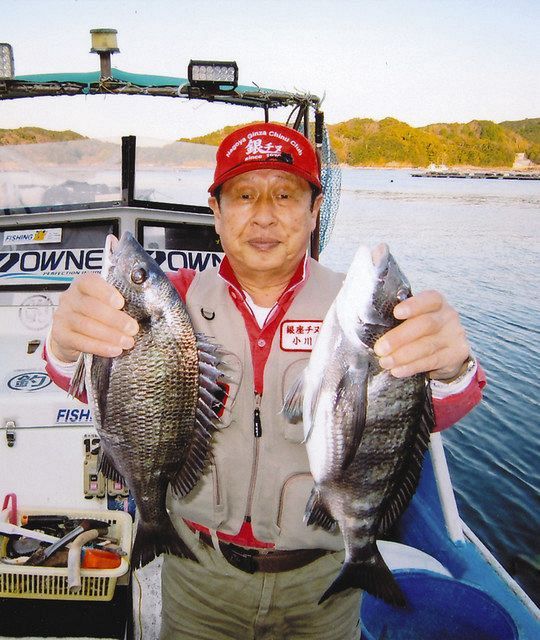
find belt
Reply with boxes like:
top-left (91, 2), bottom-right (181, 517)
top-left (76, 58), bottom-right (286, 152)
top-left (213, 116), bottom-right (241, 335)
top-left (196, 530), bottom-right (329, 574)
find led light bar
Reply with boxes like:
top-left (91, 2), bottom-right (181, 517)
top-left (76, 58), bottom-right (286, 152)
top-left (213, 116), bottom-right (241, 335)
top-left (188, 60), bottom-right (238, 89)
top-left (0, 43), bottom-right (14, 79)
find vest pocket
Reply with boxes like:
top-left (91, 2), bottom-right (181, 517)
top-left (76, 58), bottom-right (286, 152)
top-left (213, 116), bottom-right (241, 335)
top-left (276, 472), bottom-right (313, 529)
top-left (215, 351), bottom-right (243, 429)
top-left (281, 358), bottom-right (310, 443)
top-left (275, 472), bottom-right (342, 550)
top-left (169, 456), bottom-right (226, 529)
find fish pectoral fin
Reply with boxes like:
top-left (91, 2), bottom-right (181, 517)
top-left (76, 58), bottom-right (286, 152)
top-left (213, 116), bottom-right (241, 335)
top-left (282, 372), bottom-right (305, 423)
top-left (304, 488), bottom-right (337, 532)
top-left (422, 382), bottom-right (436, 433)
top-left (336, 367), bottom-right (368, 470)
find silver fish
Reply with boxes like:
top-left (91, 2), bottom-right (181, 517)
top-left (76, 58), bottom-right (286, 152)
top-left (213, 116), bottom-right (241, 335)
top-left (284, 243), bottom-right (433, 606)
top-left (71, 232), bottom-right (225, 568)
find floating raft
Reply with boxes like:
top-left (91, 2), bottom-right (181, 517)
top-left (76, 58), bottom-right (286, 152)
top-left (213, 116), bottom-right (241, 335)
top-left (411, 171), bottom-right (540, 180)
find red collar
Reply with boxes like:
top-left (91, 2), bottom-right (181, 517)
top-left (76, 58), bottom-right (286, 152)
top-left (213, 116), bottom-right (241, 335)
top-left (217, 254), bottom-right (311, 306)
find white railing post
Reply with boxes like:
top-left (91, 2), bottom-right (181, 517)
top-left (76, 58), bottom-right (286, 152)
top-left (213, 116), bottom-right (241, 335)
top-left (429, 432), bottom-right (465, 543)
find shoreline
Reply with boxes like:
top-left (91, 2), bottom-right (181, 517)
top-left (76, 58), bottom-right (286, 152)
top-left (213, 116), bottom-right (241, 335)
top-left (339, 163), bottom-right (540, 173)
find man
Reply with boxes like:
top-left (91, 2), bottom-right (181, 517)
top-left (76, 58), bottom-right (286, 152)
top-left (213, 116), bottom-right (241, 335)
top-left (46, 123), bottom-right (485, 639)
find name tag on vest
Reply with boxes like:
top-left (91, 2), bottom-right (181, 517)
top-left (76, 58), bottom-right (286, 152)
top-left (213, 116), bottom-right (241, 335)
top-left (280, 320), bottom-right (323, 352)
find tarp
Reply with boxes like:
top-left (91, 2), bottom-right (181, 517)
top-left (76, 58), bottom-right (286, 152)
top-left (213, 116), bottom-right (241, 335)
top-left (14, 68), bottom-right (269, 95)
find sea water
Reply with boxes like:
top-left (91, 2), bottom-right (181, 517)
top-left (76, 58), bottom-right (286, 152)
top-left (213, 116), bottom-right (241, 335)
top-left (320, 168), bottom-right (540, 604)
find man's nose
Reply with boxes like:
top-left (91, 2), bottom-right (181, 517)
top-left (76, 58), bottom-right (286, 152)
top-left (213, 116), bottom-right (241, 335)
top-left (251, 195), bottom-right (277, 225)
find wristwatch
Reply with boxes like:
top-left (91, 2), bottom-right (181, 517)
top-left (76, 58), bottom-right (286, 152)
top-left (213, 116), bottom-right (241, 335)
top-left (431, 355), bottom-right (477, 386)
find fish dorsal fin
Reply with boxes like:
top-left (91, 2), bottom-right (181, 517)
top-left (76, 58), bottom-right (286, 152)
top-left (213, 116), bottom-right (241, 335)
top-left (169, 335), bottom-right (225, 498)
top-left (378, 384), bottom-right (434, 534)
top-left (90, 356), bottom-right (113, 427)
top-left (169, 418), bottom-right (215, 498)
top-left (68, 353), bottom-right (87, 398)
top-left (304, 487), bottom-right (338, 532)
top-left (282, 372), bottom-right (305, 423)
top-left (335, 366), bottom-right (369, 470)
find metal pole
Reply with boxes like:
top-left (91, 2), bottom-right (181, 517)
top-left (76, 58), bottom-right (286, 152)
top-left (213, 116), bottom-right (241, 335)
top-left (122, 136), bottom-right (136, 205)
top-left (99, 52), bottom-right (112, 79)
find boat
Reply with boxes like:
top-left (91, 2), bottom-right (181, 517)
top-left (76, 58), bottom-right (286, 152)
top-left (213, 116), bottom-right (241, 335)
top-left (0, 30), bottom-right (538, 640)
top-left (411, 166), bottom-right (540, 180)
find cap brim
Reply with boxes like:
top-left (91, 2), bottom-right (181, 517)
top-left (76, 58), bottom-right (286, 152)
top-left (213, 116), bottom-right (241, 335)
top-left (208, 161), bottom-right (322, 195)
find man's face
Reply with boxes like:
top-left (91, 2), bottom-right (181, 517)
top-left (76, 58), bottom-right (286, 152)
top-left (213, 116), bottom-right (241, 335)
top-left (209, 169), bottom-right (322, 283)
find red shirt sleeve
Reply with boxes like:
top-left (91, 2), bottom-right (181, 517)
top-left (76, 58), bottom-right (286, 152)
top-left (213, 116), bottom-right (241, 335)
top-left (432, 363), bottom-right (487, 432)
top-left (43, 340), bottom-right (86, 401)
top-left (168, 268), bottom-right (196, 302)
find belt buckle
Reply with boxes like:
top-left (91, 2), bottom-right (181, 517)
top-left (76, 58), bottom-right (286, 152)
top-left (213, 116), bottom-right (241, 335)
top-left (224, 544), bottom-right (259, 574)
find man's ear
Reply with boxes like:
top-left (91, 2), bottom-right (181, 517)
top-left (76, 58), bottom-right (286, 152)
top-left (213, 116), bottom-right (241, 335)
top-left (208, 196), bottom-right (221, 234)
top-left (310, 193), bottom-right (323, 231)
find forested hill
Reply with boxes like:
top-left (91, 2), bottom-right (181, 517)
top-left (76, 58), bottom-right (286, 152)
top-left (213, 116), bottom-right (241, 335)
top-left (0, 127), bottom-right (86, 145)
top-left (1, 119), bottom-right (538, 168)
top-left (182, 117), bottom-right (540, 168)
top-left (499, 118), bottom-right (540, 145)
top-left (328, 118), bottom-right (539, 166)
top-left (179, 123), bottom-right (258, 147)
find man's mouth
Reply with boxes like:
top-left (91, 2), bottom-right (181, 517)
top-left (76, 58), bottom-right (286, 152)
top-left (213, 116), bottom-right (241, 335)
top-left (247, 238), bottom-right (281, 251)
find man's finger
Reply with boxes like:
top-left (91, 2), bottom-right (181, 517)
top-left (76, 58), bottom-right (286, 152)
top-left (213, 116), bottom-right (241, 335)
top-left (66, 313), bottom-right (136, 350)
top-left (73, 296), bottom-right (138, 336)
top-left (374, 312), bottom-right (445, 357)
top-left (58, 329), bottom-right (125, 359)
top-left (72, 273), bottom-right (125, 310)
top-left (393, 290), bottom-right (445, 319)
top-left (378, 335), bottom-right (442, 371)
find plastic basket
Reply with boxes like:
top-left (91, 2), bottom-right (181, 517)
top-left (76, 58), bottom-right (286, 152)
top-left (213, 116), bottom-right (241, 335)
top-left (0, 507), bottom-right (132, 601)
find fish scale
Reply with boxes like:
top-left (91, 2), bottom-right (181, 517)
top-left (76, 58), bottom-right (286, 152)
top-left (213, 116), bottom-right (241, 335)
top-left (71, 231), bottom-right (224, 569)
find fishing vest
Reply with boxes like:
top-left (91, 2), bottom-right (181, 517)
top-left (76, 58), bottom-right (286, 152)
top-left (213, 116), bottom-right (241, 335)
top-left (167, 259), bottom-right (346, 551)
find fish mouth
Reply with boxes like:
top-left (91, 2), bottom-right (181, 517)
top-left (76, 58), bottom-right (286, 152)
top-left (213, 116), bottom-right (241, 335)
top-left (101, 234), bottom-right (120, 279)
top-left (371, 243), bottom-right (389, 274)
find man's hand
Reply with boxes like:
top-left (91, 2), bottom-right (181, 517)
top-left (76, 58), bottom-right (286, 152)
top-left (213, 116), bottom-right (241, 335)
top-left (49, 273), bottom-right (139, 363)
top-left (374, 290), bottom-right (470, 381)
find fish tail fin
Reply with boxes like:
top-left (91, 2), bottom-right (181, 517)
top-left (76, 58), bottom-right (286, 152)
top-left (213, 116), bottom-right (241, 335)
top-left (318, 553), bottom-right (406, 607)
top-left (131, 518), bottom-right (198, 569)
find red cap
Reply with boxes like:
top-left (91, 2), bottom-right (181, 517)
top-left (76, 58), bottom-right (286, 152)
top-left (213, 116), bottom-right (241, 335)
top-left (208, 122), bottom-right (321, 195)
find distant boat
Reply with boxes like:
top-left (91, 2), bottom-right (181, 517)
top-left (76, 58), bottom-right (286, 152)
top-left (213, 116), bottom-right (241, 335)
top-left (426, 162), bottom-right (449, 172)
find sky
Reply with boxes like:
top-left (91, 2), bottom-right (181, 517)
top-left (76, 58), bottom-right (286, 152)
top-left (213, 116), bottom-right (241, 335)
top-left (1, 0), bottom-right (539, 142)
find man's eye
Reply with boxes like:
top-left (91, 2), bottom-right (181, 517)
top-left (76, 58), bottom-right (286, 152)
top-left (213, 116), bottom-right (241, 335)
top-left (277, 192), bottom-right (290, 200)
top-left (240, 193), bottom-right (252, 200)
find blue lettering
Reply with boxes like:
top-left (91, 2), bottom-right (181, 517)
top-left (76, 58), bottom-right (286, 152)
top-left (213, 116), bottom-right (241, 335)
top-left (65, 250), bottom-right (84, 270)
top-left (84, 249), bottom-right (103, 270)
top-left (0, 252), bottom-right (21, 272)
top-left (20, 252), bottom-right (40, 272)
top-left (56, 408), bottom-right (93, 423)
top-left (40, 251), bottom-right (66, 271)
top-left (167, 251), bottom-right (188, 271)
top-left (188, 252), bottom-right (211, 271)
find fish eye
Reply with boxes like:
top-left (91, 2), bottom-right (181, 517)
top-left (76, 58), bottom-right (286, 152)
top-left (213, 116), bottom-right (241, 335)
top-left (131, 266), bottom-right (148, 285)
